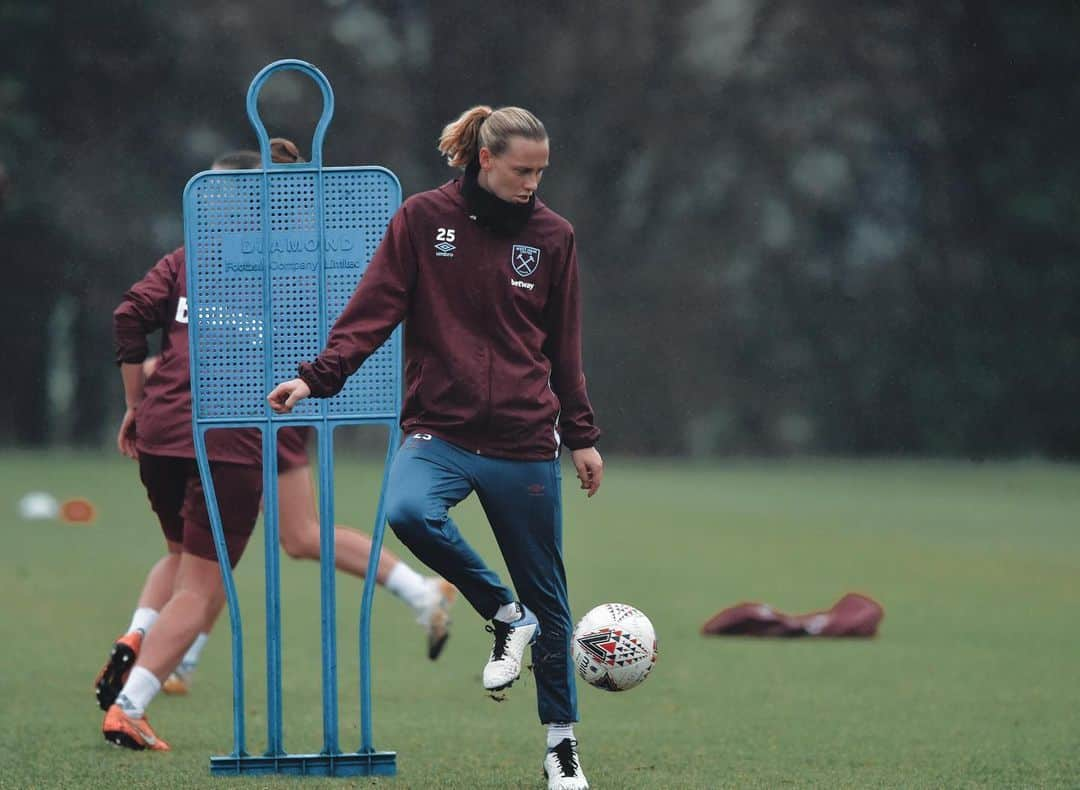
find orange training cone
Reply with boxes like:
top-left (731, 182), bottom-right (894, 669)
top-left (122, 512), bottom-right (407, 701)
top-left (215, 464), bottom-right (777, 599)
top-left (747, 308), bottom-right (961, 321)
top-left (60, 498), bottom-right (97, 524)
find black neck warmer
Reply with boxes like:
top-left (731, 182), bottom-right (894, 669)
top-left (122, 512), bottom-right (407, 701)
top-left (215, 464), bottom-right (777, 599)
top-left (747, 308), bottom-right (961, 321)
top-left (461, 159), bottom-right (535, 237)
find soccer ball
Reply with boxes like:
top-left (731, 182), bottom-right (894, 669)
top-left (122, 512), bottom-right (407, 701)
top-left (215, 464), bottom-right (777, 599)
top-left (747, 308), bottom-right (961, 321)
top-left (572, 603), bottom-right (657, 692)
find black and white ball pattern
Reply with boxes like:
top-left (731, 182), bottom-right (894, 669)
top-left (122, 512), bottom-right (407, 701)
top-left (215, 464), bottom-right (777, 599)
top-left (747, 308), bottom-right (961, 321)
top-left (572, 603), bottom-right (658, 691)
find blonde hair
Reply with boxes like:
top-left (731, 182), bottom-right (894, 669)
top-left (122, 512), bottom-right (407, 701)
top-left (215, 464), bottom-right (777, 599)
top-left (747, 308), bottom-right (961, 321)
top-left (437, 105), bottom-right (547, 169)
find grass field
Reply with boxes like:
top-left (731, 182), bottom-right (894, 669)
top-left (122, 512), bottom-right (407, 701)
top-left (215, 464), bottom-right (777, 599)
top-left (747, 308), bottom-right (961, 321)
top-left (2, 451), bottom-right (1078, 789)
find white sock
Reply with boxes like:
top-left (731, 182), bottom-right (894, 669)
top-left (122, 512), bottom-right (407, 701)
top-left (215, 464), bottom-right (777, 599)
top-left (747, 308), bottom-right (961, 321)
top-left (116, 666), bottom-right (161, 718)
top-left (547, 723), bottom-right (575, 749)
top-left (177, 633), bottom-right (209, 675)
top-left (385, 562), bottom-right (429, 611)
top-left (127, 607), bottom-right (159, 636)
top-left (494, 602), bottom-right (522, 623)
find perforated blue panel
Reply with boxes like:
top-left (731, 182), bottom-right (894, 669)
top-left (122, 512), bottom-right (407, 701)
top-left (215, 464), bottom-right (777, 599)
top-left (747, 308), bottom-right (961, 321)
top-left (267, 171), bottom-right (321, 419)
top-left (189, 174), bottom-right (266, 420)
top-left (323, 170), bottom-right (398, 417)
top-left (185, 166), bottom-right (402, 424)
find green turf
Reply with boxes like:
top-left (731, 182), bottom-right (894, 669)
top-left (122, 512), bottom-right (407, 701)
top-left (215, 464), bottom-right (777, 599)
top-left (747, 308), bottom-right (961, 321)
top-left (1, 452), bottom-right (1078, 788)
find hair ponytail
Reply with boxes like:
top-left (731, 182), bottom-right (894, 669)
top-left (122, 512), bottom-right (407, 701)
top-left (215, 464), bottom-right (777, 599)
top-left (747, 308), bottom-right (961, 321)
top-left (437, 106), bottom-right (494, 169)
top-left (437, 106), bottom-right (546, 170)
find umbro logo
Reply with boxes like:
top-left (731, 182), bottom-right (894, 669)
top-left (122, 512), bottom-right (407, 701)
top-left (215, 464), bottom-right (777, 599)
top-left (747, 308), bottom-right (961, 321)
top-left (435, 227), bottom-right (456, 257)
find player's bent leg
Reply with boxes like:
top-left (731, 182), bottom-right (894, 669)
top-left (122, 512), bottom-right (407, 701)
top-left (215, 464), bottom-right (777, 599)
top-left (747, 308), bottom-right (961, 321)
top-left (385, 436), bottom-right (510, 618)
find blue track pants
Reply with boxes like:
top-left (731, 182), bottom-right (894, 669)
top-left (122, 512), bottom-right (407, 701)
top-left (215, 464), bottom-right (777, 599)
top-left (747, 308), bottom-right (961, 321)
top-left (384, 433), bottom-right (577, 724)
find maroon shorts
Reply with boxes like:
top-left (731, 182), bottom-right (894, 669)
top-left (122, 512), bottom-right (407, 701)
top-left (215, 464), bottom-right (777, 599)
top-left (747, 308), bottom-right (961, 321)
top-left (277, 426), bottom-right (311, 472)
top-left (138, 453), bottom-right (263, 568)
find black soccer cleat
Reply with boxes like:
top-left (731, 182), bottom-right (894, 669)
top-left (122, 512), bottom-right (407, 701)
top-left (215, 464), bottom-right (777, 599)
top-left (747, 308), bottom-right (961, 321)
top-left (94, 631), bottom-right (142, 711)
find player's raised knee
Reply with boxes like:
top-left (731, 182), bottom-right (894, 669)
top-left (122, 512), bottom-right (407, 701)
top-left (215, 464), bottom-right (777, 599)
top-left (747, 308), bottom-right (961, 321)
top-left (385, 496), bottom-right (430, 540)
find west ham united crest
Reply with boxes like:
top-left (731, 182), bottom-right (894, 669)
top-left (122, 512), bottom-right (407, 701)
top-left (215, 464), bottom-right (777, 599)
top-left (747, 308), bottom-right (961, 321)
top-left (511, 244), bottom-right (541, 277)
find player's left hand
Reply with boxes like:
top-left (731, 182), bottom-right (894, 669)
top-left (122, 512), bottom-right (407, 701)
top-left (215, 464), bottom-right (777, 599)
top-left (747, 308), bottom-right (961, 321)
top-left (571, 447), bottom-right (604, 497)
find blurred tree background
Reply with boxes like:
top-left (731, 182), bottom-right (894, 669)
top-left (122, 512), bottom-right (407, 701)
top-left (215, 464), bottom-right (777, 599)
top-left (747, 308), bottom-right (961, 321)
top-left (1, 0), bottom-right (1077, 457)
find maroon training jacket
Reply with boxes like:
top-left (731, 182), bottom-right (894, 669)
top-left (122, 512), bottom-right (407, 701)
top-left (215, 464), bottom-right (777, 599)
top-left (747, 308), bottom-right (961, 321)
top-left (114, 247), bottom-right (309, 467)
top-left (299, 178), bottom-right (601, 460)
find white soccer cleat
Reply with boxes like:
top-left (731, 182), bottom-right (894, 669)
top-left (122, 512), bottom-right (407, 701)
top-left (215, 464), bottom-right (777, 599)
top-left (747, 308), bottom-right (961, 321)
top-left (543, 738), bottom-right (589, 790)
top-left (482, 604), bottom-right (540, 695)
top-left (415, 578), bottom-right (458, 660)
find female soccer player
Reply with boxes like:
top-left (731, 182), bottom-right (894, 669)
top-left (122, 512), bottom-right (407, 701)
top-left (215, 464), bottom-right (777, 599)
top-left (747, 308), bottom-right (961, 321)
top-left (269, 106), bottom-right (602, 790)
top-left (97, 140), bottom-right (454, 751)
top-left (108, 358), bottom-right (456, 699)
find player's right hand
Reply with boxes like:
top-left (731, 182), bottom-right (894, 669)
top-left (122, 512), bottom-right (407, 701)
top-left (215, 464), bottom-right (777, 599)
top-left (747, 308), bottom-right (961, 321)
top-left (268, 378), bottom-right (311, 413)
